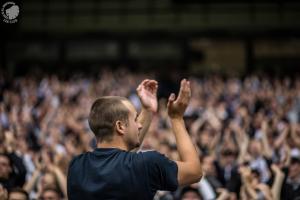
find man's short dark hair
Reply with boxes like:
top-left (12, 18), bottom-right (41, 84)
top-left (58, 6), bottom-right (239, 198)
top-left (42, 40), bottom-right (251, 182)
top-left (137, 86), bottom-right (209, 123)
top-left (9, 188), bottom-right (29, 200)
top-left (88, 96), bottom-right (129, 142)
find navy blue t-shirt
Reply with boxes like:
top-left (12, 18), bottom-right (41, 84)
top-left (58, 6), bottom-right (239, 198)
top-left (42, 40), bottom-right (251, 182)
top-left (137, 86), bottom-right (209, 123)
top-left (67, 148), bottom-right (178, 200)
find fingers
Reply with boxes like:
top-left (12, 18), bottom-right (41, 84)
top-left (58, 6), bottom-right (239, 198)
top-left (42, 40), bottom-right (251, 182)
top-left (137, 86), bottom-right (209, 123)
top-left (167, 93), bottom-right (176, 108)
top-left (137, 79), bottom-right (158, 96)
top-left (176, 79), bottom-right (191, 104)
top-left (136, 79), bottom-right (149, 92)
top-left (169, 93), bottom-right (176, 102)
top-left (146, 80), bottom-right (158, 94)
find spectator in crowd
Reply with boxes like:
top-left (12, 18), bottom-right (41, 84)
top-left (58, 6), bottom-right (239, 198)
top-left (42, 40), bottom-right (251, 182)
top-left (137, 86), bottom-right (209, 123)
top-left (281, 149), bottom-right (300, 199)
top-left (39, 187), bottom-right (62, 200)
top-left (197, 155), bottom-right (224, 200)
top-left (179, 186), bottom-right (202, 200)
top-left (0, 152), bottom-right (26, 190)
top-left (8, 188), bottom-right (29, 200)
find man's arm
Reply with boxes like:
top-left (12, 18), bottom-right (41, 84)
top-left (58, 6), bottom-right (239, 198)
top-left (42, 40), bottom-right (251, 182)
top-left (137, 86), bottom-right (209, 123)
top-left (137, 108), bottom-right (153, 144)
top-left (136, 79), bottom-right (158, 145)
top-left (167, 79), bottom-right (202, 186)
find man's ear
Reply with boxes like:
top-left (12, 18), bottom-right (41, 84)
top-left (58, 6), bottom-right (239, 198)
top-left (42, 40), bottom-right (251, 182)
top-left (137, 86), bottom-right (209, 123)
top-left (115, 120), bottom-right (126, 135)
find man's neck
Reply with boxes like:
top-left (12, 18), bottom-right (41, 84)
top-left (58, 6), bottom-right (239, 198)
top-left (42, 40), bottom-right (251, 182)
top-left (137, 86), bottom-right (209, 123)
top-left (97, 141), bottom-right (129, 151)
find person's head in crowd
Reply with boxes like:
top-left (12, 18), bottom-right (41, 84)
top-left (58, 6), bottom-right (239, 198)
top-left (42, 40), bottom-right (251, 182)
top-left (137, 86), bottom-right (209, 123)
top-left (288, 149), bottom-right (300, 180)
top-left (220, 148), bottom-right (238, 167)
top-left (158, 141), bottom-right (178, 160)
top-left (184, 113), bottom-right (199, 131)
top-left (40, 171), bottom-right (58, 191)
top-left (48, 125), bottom-right (63, 145)
top-left (196, 122), bottom-right (214, 153)
top-left (250, 168), bottom-right (261, 185)
top-left (179, 186), bottom-right (202, 200)
top-left (239, 166), bottom-right (260, 186)
top-left (88, 96), bottom-right (142, 151)
top-left (159, 141), bottom-right (172, 157)
top-left (169, 144), bottom-right (179, 161)
top-left (253, 111), bottom-right (264, 129)
top-left (8, 188), bottom-right (29, 200)
top-left (248, 139), bottom-right (262, 158)
top-left (39, 187), bottom-right (61, 200)
top-left (0, 153), bottom-right (12, 180)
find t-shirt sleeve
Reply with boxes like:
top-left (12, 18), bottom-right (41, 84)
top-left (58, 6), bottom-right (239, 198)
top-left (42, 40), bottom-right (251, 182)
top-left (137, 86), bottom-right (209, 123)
top-left (142, 151), bottom-right (178, 191)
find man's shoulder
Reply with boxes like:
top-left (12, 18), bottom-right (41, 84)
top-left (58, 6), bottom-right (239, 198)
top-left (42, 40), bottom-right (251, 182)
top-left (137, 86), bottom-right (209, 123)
top-left (69, 151), bottom-right (91, 167)
top-left (139, 150), bottom-right (162, 157)
top-left (139, 150), bottom-right (172, 164)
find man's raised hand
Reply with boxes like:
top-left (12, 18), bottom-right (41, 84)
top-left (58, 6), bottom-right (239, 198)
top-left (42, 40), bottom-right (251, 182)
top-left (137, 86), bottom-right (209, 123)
top-left (167, 79), bottom-right (191, 119)
top-left (167, 79), bottom-right (202, 186)
top-left (136, 79), bottom-right (158, 113)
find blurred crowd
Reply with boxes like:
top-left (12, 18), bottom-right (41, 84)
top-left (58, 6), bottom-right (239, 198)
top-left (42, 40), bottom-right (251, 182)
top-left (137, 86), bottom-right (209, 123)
top-left (0, 69), bottom-right (300, 200)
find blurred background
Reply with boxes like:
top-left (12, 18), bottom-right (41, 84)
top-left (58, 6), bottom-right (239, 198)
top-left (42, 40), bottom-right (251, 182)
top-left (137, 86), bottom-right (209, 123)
top-left (1, 0), bottom-right (300, 77)
top-left (1, 1), bottom-right (300, 200)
